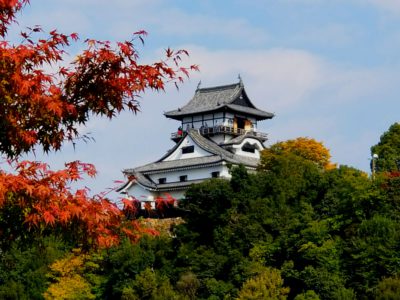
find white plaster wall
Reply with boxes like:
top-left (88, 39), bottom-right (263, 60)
top-left (220, 163), bottom-right (231, 178)
top-left (126, 183), bottom-right (187, 201)
top-left (209, 135), bottom-right (227, 144)
top-left (163, 135), bottom-right (212, 161)
top-left (232, 138), bottom-right (264, 158)
top-left (149, 165), bottom-right (226, 184)
top-left (125, 163), bottom-right (235, 202)
top-left (126, 184), bottom-right (154, 201)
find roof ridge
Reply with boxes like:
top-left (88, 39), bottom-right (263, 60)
top-left (188, 129), bottom-right (235, 159)
top-left (164, 81), bottom-right (273, 121)
top-left (197, 82), bottom-right (240, 93)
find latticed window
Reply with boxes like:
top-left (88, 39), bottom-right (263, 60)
top-left (211, 171), bottom-right (220, 178)
top-left (182, 146), bottom-right (194, 154)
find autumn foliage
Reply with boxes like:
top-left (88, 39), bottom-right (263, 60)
top-left (0, 0), bottom-right (195, 249)
top-left (260, 137), bottom-right (336, 170)
top-left (0, 1), bottom-right (198, 158)
top-left (0, 160), bottom-right (158, 248)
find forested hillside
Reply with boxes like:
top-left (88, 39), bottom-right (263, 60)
top-left (1, 2), bottom-right (400, 299)
top-left (2, 127), bottom-right (400, 299)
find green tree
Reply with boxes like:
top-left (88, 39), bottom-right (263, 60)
top-left (345, 215), bottom-right (400, 296)
top-left (0, 235), bottom-right (69, 299)
top-left (176, 272), bottom-right (200, 300)
top-left (371, 123), bottom-right (400, 172)
top-left (374, 275), bottom-right (400, 300)
top-left (294, 290), bottom-right (320, 300)
top-left (237, 267), bottom-right (289, 300)
top-left (179, 179), bottom-right (235, 243)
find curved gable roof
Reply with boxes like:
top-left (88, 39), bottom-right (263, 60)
top-left (123, 129), bottom-right (260, 175)
top-left (165, 81), bottom-right (274, 121)
top-left (121, 129), bottom-right (261, 193)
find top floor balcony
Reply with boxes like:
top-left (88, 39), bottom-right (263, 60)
top-left (171, 125), bottom-right (268, 142)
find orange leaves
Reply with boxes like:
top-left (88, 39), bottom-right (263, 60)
top-left (155, 194), bottom-right (176, 212)
top-left (262, 137), bottom-right (336, 170)
top-left (122, 197), bottom-right (138, 214)
top-left (65, 161), bottom-right (97, 180)
top-left (0, 28), bottom-right (76, 157)
top-left (0, 1), bottom-right (187, 250)
top-left (0, 160), bottom-right (153, 248)
top-left (0, 0), bottom-right (29, 37)
top-left (0, 13), bottom-right (197, 158)
top-left (43, 210), bottom-right (56, 226)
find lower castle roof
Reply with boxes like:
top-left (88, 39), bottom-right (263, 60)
top-left (120, 129), bottom-right (260, 193)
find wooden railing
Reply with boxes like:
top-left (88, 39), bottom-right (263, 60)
top-left (171, 125), bottom-right (268, 141)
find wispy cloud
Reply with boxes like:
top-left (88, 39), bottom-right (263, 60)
top-left (173, 46), bottom-right (400, 171)
top-left (178, 46), bottom-right (324, 111)
top-left (150, 9), bottom-right (268, 45)
top-left (367, 0), bottom-right (400, 14)
top-left (19, 0), bottom-right (268, 45)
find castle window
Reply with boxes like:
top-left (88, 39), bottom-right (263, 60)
top-left (242, 143), bottom-right (256, 153)
top-left (179, 175), bottom-right (188, 182)
top-left (182, 145), bottom-right (194, 154)
top-left (158, 178), bottom-right (166, 184)
top-left (211, 171), bottom-right (220, 178)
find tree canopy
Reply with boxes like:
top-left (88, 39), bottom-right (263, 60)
top-left (260, 137), bottom-right (335, 171)
top-left (371, 123), bottom-right (400, 173)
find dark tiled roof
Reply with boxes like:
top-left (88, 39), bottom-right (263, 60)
top-left (133, 172), bottom-right (157, 189)
top-left (116, 171), bottom-right (156, 193)
top-left (225, 104), bottom-right (273, 119)
top-left (165, 82), bottom-right (274, 120)
top-left (234, 155), bottom-right (260, 168)
top-left (188, 130), bottom-right (235, 159)
top-left (125, 155), bottom-right (224, 174)
top-left (153, 129), bottom-right (237, 166)
top-left (222, 132), bottom-right (266, 146)
top-left (122, 129), bottom-right (260, 193)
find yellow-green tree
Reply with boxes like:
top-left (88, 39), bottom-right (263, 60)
top-left (44, 249), bottom-right (100, 300)
top-left (260, 137), bottom-right (335, 170)
top-left (237, 267), bottom-right (290, 300)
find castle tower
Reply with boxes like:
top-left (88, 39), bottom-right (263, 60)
top-left (118, 80), bottom-right (274, 207)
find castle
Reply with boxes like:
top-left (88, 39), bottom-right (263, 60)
top-left (118, 79), bottom-right (274, 207)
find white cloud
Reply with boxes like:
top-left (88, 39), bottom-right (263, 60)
top-left (367, 0), bottom-right (400, 14)
top-left (19, 1), bottom-right (268, 45)
top-left (173, 46), bottom-right (400, 172)
top-left (177, 45), bottom-right (388, 113)
top-left (149, 9), bottom-right (268, 45)
top-left (178, 46), bottom-right (324, 111)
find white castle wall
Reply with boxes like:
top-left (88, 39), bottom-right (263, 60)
top-left (163, 135), bottom-right (211, 161)
top-left (148, 164), bottom-right (230, 185)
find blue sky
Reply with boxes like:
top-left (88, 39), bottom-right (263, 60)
top-left (8, 0), bottom-right (400, 198)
